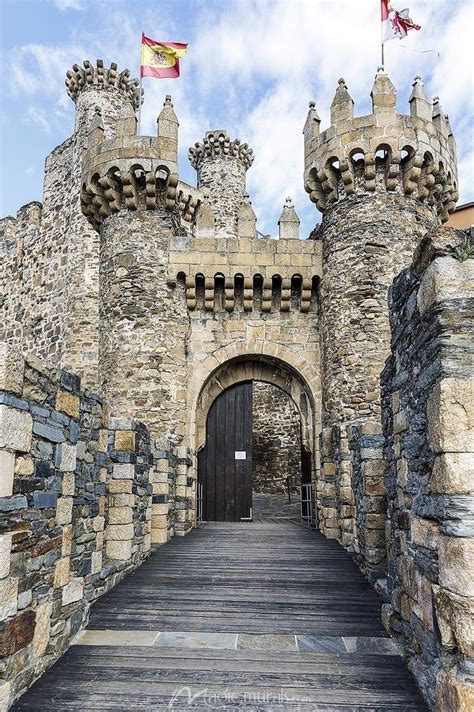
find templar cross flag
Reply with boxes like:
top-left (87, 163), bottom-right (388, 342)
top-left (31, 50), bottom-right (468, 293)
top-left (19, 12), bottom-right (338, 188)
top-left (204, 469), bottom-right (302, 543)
top-left (140, 33), bottom-right (188, 79)
top-left (381, 0), bottom-right (421, 42)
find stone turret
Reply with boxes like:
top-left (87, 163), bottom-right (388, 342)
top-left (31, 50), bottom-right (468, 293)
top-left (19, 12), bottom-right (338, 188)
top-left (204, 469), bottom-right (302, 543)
top-left (304, 71), bottom-right (459, 428)
top-left (80, 92), bottom-right (187, 438)
top-left (66, 59), bottom-right (141, 137)
top-left (188, 131), bottom-right (254, 237)
top-left (305, 70), bottom-right (458, 223)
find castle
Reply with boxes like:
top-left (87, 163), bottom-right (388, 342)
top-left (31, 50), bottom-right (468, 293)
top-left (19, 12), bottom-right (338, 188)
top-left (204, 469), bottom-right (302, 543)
top-left (0, 60), bottom-right (472, 711)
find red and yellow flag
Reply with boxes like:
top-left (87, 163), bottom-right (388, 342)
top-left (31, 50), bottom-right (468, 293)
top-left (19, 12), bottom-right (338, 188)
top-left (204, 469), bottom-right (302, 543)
top-left (140, 33), bottom-right (188, 79)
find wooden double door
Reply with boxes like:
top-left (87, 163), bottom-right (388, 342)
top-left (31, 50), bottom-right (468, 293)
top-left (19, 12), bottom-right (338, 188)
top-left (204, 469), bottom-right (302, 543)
top-left (198, 381), bottom-right (252, 522)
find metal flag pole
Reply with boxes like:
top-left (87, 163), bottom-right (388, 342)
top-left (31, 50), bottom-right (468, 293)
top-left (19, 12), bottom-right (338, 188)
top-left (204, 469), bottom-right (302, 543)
top-left (380, 2), bottom-right (385, 69)
top-left (137, 32), bottom-right (143, 135)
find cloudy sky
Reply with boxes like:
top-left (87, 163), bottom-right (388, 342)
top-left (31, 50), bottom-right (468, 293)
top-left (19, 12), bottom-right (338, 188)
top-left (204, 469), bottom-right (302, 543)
top-left (0, 0), bottom-right (472, 237)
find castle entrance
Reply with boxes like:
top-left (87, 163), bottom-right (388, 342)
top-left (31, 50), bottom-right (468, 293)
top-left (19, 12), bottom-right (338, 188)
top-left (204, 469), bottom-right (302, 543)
top-left (195, 356), bottom-right (318, 524)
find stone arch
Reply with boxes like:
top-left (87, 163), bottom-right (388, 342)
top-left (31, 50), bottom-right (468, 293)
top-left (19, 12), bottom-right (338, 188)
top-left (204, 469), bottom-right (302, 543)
top-left (188, 344), bottom-right (321, 486)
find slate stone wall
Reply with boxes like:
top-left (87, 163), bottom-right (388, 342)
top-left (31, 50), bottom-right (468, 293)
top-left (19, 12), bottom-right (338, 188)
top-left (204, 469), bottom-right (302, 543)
top-left (380, 230), bottom-right (474, 710)
top-left (0, 344), bottom-right (181, 708)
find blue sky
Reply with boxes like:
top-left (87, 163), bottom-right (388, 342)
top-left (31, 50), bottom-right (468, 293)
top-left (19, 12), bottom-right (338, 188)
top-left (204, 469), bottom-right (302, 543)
top-left (1, 0), bottom-right (473, 237)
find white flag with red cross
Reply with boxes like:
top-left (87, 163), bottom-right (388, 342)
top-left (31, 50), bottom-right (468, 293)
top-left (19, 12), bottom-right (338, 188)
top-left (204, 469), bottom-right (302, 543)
top-left (381, 0), bottom-right (421, 42)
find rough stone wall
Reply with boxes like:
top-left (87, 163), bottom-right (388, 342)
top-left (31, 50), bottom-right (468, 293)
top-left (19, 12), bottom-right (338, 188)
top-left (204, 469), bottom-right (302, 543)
top-left (0, 343), bottom-right (183, 708)
top-left (252, 382), bottom-right (301, 493)
top-left (319, 191), bottom-right (437, 426)
top-left (380, 231), bottom-right (473, 710)
top-left (98, 209), bottom-right (189, 442)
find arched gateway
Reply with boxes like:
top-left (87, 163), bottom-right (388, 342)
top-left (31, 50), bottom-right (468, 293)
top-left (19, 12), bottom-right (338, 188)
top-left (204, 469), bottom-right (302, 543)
top-left (193, 354), bottom-right (319, 523)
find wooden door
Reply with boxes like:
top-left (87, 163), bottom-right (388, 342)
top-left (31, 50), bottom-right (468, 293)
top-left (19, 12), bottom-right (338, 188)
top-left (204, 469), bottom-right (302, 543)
top-left (198, 381), bottom-right (252, 522)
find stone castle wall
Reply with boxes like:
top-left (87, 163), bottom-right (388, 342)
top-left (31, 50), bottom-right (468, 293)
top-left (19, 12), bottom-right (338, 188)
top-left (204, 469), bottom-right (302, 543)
top-left (380, 231), bottom-right (473, 710)
top-left (252, 382), bottom-right (302, 493)
top-left (0, 343), bottom-right (191, 709)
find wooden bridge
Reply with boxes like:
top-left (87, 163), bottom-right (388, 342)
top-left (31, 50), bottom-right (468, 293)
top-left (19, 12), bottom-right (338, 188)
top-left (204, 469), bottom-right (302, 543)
top-left (13, 521), bottom-right (427, 710)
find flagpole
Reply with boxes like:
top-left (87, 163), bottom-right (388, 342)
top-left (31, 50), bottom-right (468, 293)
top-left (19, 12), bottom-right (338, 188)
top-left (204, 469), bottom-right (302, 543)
top-left (137, 32), bottom-right (143, 135)
top-left (380, 2), bottom-right (385, 69)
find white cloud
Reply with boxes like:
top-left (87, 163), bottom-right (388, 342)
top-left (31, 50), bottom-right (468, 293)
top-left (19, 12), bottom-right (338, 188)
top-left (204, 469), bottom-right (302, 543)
top-left (24, 165), bottom-right (35, 177)
top-left (52, 0), bottom-right (85, 11)
top-left (22, 106), bottom-right (52, 134)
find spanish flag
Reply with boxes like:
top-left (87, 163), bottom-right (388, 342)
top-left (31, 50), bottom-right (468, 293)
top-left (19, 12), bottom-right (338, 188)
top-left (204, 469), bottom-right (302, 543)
top-left (140, 33), bottom-right (188, 79)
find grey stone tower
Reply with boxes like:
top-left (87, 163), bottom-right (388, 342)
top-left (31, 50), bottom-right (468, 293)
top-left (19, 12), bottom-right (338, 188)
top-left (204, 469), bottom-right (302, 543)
top-left (304, 71), bottom-right (458, 428)
top-left (80, 86), bottom-right (188, 440)
top-left (188, 131), bottom-right (254, 237)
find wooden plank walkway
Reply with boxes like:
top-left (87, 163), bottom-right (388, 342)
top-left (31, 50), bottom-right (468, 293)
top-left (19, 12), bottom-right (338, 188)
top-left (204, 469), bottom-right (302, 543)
top-left (13, 522), bottom-right (427, 710)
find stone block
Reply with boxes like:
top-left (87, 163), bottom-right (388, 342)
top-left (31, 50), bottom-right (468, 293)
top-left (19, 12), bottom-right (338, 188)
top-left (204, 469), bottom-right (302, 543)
top-left (58, 443), bottom-right (77, 472)
top-left (62, 472), bottom-right (75, 496)
top-left (91, 551), bottom-right (102, 574)
top-left (106, 539), bottom-right (132, 560)
top-left (54, 557), bottom-right (71, 588)
top-left (115, 430), bottom-right (136, 451)
top-left (33, 421), bottom-right (65, 443)
top-left (431, 453), bottom-right (474, 494)
top-left (15, 454), bottom-right (34, 475)
top-left (0, 577), bottom-right (18, 621)
top-left (62, 578), bottom-right (84, 606)
top-left (439, 536), bottom-right (474, 597)
top-left (32, 600), bottom-right (52, 657)
top-left (56, 496), bottom-right (73, 525)
top-left (0, 609), bottom-right (35, 655)
top-left (0, 405), bottom-right (32, 452)
top-left (435, 669), bottom-right (474, 712)
top-left (433, 585), bottom-right (474, 656)
top-left (0, 533), bottom-right (12, 578)
top-left (0, 680), bottom-right (11, 711)
top-left (107, 523), bottom-right (133, 541)
top-left (33, 491), bottom-right (58, 509)
top-left (112, 463), bottom-right (135, 479)
top-left (0, 343), bottom-right (24, 395)
top-left (0, 450), bottom-right (14, 497)
top-left (108, 479), bottom-right (133, 494)
top-left (151, 528), bottom-right (169, 545)
top-left (427, 379), bottom-right (474, 454)
top-left (410, 517), bottom-right (440, 550)
top-left (417, 256), bottom-right (474, 316)
top-left (108, 506), bottom-right (133, 524)
top-left (62, 525), bottom-right (73, 556)
top-left (56, 390), bottom-right (80, 419)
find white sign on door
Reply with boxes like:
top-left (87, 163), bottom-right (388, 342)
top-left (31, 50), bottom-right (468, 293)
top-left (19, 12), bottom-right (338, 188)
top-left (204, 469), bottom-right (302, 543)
top-left (235, 451), bottom-right (246, 460)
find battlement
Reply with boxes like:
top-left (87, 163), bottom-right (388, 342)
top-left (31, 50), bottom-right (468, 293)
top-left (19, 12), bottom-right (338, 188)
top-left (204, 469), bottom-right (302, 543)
top-left (66, 59), bottom-right (142, 111)
top-left (81, 97), bottom-right (186, 230)
top-left (188, 131), bottom-right (254, 170)
top-left (304, 72), bottom-right (458, 223)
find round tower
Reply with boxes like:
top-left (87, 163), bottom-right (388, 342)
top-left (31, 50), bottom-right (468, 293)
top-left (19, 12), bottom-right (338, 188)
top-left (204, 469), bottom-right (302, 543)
top-left (188, 130), bottom-right (254, 237)
top-left (66, 59), bottom-right (141, 138)
top-left (80, 93), bottom-right (188, 441)
top-left (304, 71), bottom-right (458, 426)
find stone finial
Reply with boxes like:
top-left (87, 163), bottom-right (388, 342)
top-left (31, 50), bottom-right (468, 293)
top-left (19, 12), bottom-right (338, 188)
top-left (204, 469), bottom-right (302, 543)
top-left (278, 197), bottom-right (300, 240)
top-left (237, 194), bottom-right (257, 239)
top-left (432, 97), bottom-right (449, 139)
top-left (157, 95), bottom-right (179, 164)
top-left (304, 101), bottom-right (321, 141)
top-left (409, 75), bottom-right (431, 121)
top-left (371, 70), bottom-right (396, 113)
top-left (330, 78), bottom-right (354, 124)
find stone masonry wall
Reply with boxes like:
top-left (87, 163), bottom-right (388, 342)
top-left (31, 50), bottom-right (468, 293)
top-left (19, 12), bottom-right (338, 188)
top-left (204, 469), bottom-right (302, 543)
top-left (380, 230), bottom-right (473, 711)
top-left (252, 382), bottom-right (301, 494)
top-left (0, 343), bottom-right (183, 709)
